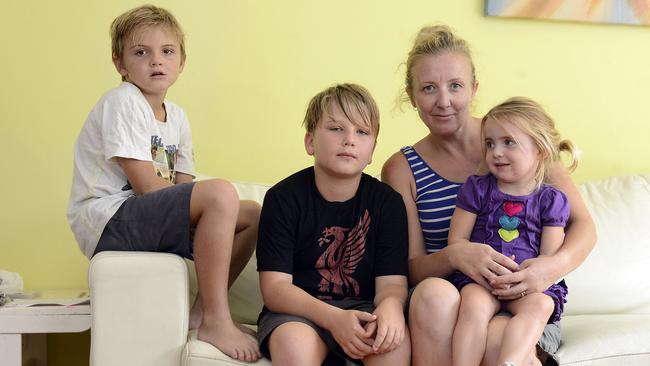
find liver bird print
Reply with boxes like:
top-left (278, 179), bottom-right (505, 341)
top-left (316, 210), bottom-right (370, 296)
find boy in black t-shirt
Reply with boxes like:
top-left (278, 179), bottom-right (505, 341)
top-left (256, 84), bottom-right (410, 365)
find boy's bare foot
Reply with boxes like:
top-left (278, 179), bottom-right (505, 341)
top-left (198, 320), bottom-right (261, 362)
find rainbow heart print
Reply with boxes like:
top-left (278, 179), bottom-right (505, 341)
top-left (498, 201), bottom-right (523, 242)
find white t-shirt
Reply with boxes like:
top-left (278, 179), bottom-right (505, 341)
top-left (68, 82), bottom-right (195, 258)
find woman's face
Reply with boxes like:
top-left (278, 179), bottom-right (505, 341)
top-left (408, 51), bottom-right (477, 137)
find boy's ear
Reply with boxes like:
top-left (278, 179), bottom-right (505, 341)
top-left (304, 132), bottom-right (315, 156)
top-left (179, 57), bottom-right (186, 74)
top-left (112, 56), bottom-right (128, 77)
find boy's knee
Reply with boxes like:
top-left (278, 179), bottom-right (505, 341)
top-left (269, 322), bottom-right (324, 360)
top-left (196, 179), bottom-right (239, 210)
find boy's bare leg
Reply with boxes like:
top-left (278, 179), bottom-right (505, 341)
top-left (190, 179), bottom-right (260, 362)
top-left (452, 283), bottom-right (500, 366)
top-left (190, 199), bottom-right (260, 333)
top-left (268, 322), bottom-right (329, 366)
top-left (497, 293), bottom-right (554, 365)
top-left (410, 278), bottom-right (460, 366)
top-left (363, 326), bottom-right (411, 366)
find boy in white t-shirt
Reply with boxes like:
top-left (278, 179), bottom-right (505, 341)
top-left (67, 5), bottom-right (260, 362)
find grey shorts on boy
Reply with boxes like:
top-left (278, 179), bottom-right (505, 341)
top-left (93, 182), bottom-right (195, 259)
top-left (257, 299), bottom-right (375, 366)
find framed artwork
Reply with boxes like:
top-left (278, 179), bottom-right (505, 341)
top-left (485, 0), bottom-right (650, 26)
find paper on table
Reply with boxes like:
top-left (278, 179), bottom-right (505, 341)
top-left (5, 290), bottom-right (90, 307)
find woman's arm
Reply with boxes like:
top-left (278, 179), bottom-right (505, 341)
top-left (491, 163), bottom-right (597, 298)
top-left (382, 153), bottom-right (517, 286)
top-left (382, 153), bottom-right (455, 284)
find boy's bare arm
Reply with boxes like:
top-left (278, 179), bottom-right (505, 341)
top-left (370, 275), bottom-right (407, 353)
top-left (259, 271), bottom-right (376, 359)
top-left (116, 157), bottom-right (173, 195)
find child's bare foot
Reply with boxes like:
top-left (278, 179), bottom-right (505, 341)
top-left (198, 320), bottom-right (261, 362)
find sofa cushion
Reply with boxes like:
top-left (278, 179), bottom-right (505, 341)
top-left (556, 314), bottom-right (650, 365)
top-left (564, 174), bottom-right (650, 316)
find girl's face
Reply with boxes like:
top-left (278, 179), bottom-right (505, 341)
top-left (483, 118), bottom-right (541, 195)
top-left (408, 51), bottom-right (477, 137)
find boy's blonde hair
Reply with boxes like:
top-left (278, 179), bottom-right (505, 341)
top-left (303, 83), bottom-right (380, 138)
top-left (402, 25), bottom-right (476, 104)
top-left (482, 97), bottom-right (579, 188)
top-left (110, 5), bottom-right (186, 77)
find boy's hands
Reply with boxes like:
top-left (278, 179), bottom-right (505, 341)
top-left (365, 297), bottom-right (405, 354)
top-left (327, 308), bottom-right (376, 359)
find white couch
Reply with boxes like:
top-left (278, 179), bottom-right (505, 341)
top-left (88, 174), bottom-right (650, 366)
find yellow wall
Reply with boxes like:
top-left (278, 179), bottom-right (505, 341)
top-left (2, 1), bottom-right (649, 364)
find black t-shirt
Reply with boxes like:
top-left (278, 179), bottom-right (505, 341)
top-left (256, 167), bottom-right (408, 301)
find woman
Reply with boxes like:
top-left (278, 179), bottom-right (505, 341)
top-left (381, 25), bottom-right (596, 366)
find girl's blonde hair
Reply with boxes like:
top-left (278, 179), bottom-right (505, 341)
top-left (402, 25), bottom-right (476, 104)
top-left (303, 83), bottom-right (380, 139)
top-left (482, 97), bottom-right (579, 188)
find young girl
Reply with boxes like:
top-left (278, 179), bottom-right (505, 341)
top-left (447, 97), bottom-right (579, 366)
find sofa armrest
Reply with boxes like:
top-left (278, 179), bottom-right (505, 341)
top-left (89, 251), bottom-right (190, 366)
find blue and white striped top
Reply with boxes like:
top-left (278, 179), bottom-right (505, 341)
top-left (400, 146), bottom-right (462, 254)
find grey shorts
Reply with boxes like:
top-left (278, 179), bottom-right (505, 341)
top-left (257, 299), bottom-right (375, 366)
top-left (94, 182), bottom-right (195, 259)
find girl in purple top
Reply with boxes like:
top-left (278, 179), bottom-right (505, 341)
top-left (448, 97), bottom-right (579, 366)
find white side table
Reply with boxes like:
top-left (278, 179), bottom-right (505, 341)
top-left (0, 304), bottom-right (91, 366)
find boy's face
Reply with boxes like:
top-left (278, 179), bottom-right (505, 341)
top-left (113, 25), bottom-right (184, 102)
top-left (304, 103), bottom-right (376, 180)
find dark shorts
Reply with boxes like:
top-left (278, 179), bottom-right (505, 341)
top-left (407, 280), bottom-right (562, 366)
top-left (257, 299), bottom-right (375, 366)
top-left (93, 182), bottom-right (195, 259)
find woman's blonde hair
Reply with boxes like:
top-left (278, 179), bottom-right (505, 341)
top-left (303, 83), bottom-right (380, 139)
top-left (482, 97), bottom-right (579, 188)
top-left (402, 25), bottom-right (476, 104)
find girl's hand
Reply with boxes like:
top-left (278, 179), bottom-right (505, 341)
top-left (491, 256), bottom-right (559, 300)
top-left (327, 309), bottom-right (376, 359)
top-left (449, 242), bottom-right (519, 289)
top-left (367, 298), bottom-right (405, 354)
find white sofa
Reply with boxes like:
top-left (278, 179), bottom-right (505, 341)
top-left (88, 174), bottom-right (650, 366)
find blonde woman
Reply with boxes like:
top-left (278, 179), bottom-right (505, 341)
top-left (381, 26), bottom-right (596, 366)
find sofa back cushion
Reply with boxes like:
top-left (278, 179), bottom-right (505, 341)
top-left (564, 174), bottom-right (650, 316)
top-left (208, 175), bottom-right (650, 322)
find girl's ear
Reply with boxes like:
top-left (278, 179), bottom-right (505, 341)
top-left (304, 132), bottom-right (315, 156)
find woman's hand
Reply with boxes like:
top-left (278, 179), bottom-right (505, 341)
top-left (448, 241), bottom-right (519, 290)
top-left (490, 255), bottom-right (560, 300)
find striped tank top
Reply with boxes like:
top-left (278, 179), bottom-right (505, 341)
top-left (400, 146), bottom-right (462, 254)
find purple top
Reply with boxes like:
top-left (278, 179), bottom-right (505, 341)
top-left (456, 174), bottom-right (569, 264)
top-left (450, 174), bottom-right (570, 322)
